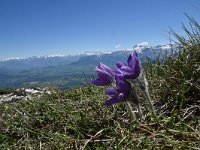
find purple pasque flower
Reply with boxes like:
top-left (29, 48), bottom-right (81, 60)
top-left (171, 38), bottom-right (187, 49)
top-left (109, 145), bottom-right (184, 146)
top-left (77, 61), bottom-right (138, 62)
top-left (116, 51), bottom-right (141, 79)
top-left (91, 63), bottom-right (114, 86)
top-left (104, 75), bottom-right (132, 106)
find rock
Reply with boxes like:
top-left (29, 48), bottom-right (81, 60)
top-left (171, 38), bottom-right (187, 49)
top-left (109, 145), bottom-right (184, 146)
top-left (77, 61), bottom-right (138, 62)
top-left (0, 87), bottom-right (51, 104)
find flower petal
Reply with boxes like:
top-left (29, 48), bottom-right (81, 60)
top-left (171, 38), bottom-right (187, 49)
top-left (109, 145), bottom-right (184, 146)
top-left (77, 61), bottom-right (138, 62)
top-left (117, 66), bottom-right (135, 78)
top-left (127, 51), bottom-right (141, 78)
top-left (132, 61), bottom-right (141, 78)
top-left (115, 75), bottom-right (131, 95)
top-left (105, 88), bottom-right (118, 96)
top-left (96, 68), bottom-right (113, 83)
top-left (91, 79), bottom-right (109, 86)
top-left (113, 69), bottom-right (122, 75)
top-left (98, 63), bottom-right (114, 77)
top-left (118, 65), bottom-right (140, 79)
top-left (104, 97), bottom-right (125, 106)
top-left (127, 51), bottom-right (138, 67)
top-left (116, 62), bottom-right (126, 69)
top-left (120, 66), bottom-right (134, 73)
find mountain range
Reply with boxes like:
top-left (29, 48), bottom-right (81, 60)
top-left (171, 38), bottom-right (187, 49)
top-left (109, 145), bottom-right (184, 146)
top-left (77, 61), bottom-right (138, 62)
top-left (0, 43), bottom-right (178, 89)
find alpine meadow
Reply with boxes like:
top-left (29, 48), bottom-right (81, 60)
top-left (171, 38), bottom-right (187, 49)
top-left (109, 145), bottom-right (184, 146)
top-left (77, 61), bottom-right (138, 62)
top-left (0, 16), bottom-right (200, 149)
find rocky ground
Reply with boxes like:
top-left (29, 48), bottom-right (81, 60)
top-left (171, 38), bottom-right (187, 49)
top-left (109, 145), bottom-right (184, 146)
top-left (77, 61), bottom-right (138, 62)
top-left (0, 87), bottom-right (51, 104)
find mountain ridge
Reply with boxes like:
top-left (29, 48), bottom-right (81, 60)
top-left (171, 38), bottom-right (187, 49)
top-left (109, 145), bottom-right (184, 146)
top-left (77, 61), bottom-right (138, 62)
top-left (0, 43), bottom-right (179, 89)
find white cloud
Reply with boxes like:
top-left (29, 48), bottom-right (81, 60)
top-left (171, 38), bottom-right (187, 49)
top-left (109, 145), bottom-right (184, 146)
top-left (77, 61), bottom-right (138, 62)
top-left (137, 42), bottom-right (149, 46)
top-left (126, 48), bottom-right (133, 51)
top-left (115, 44), bottom-right (121, 49)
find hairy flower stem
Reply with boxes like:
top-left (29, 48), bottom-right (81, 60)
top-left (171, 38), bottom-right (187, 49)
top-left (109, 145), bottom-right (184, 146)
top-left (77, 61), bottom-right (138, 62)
top-left (126, 84), bottom-right (143, 121)
top-left (131, 86), bottom-right (143, 119)
top-left (137, 72), bottom-right (158, 122)
top-left (126, 102), bottom-right (136, 121)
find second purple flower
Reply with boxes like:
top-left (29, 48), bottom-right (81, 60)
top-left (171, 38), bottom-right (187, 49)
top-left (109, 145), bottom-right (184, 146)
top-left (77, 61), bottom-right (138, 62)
top-left (91, 63), bottom-right (115, 86)
top-left (104, 75), bottom-right (132, 106)
top-left (116, 51), bottom-right (141, 79)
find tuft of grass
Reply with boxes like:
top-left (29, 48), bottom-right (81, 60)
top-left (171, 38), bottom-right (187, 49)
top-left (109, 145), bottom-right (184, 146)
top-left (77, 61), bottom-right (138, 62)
top-left (146, 16), bottom-right (200, 111)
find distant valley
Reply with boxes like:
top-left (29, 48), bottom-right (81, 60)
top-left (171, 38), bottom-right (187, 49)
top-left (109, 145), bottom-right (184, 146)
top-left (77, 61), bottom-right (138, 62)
top-left (0, 43), bottom-right (178, 89)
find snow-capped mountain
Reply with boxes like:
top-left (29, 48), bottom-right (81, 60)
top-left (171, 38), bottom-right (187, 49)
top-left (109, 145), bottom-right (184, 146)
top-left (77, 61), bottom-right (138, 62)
top-left (70, 43), bottom-right (179, 67)
top-left (132, 42), bottom-right (151, 52)
top-left (80, 50), bottom-right (112, 56)
top-left (0, 43), bottom-right (179, 89)
top-left (0, 43), bottom-right (178, 71)
top-left (0, 55), bottom-right (81, 71)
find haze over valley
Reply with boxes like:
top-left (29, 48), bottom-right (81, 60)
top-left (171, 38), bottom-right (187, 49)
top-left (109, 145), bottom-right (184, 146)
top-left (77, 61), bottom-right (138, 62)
top-left (0, 43), bottom-right (177, 89)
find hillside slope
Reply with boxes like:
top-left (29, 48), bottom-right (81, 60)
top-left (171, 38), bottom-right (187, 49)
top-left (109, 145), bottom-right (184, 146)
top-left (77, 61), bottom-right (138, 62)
top-left (0, 17), bottom-right (199, 149)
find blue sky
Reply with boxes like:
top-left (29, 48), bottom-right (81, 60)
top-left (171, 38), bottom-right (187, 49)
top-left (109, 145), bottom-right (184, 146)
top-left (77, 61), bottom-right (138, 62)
top-left (0, 0), bottom-right (199, 59)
